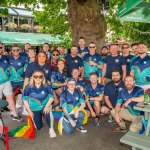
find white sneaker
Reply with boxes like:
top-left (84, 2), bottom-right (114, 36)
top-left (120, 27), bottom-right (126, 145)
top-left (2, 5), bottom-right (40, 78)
top-left (77, 126), bottom-right (87, 133)
top-left (49, 128), bottom-right (56, 138)
top-left (16, 103), bottom-right (22, 109)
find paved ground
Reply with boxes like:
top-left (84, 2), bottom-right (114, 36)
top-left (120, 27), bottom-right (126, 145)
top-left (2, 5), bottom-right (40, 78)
top-left (1, 110), bottom-right (131, 150)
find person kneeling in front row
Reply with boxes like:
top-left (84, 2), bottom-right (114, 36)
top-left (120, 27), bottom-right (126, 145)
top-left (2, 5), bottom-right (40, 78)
top-left (22, 70), bottom-right (56, 138)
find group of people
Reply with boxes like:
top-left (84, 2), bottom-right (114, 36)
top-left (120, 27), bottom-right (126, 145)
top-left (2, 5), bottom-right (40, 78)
top-left (0, 37), bottom-right (150, 138)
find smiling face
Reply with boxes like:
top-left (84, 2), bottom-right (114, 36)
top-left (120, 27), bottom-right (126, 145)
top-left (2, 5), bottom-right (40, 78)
top-left (90, 74), bottom-right (98, 84)
top-left (110, 45), bottom-right (118, 56)
top-left (33, 71), bottom-right (43, 84)
top-left (52, 51), bottom-right (59, 60)
top-left (122, 44), bottom-right (130, 55)
top-left (124, 76), bottom-right (135, 90)
top-left (72, 69), bottom-right (79, 80)
top-left (11, 46), bottom-right (20, 57)
top-left (71, 47), bottom-right (78, 56)
top-left (57, 60), bottom-right (65, 71)
top-left (43, 44), bottom-right (49, 52)
top-left (89, 43), bottom-right (96, 55)
top-left (38, 52), bottom-right (47, 64)
top-left (79, 39), bottom-right (85, 47)
top-left (67, 81), bottom-right (76, 91)
top-left (138, 44), bottom-right (147, 55)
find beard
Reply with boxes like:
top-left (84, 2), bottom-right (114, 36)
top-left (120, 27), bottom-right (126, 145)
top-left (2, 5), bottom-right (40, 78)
top-left (112, 78), bottom-right (121, 83)
top-left (125, 84), bottom-right (134, 90)
top-left (101, 52), bottom-right (108, 56)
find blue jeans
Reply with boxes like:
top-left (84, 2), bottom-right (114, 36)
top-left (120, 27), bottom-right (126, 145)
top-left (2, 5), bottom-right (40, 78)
top-left (33, 110), bottom-right (50, 130)
top-left (63, 111), bottom-right (84, 134)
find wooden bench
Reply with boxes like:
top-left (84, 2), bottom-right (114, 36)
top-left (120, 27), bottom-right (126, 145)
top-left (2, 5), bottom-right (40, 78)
top-left (120, 131), bottom-right (150, 150)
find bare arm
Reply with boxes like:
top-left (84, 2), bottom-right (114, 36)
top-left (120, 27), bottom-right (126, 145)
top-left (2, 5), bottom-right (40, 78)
top-left (104, 96), bottom-right (114, 109)
top-left (102, 63), bottom-right (107, 85)
top-left (130, 70), bottom-right (135, 77)
top-left (89, 94), bottom-right (103, 101)
top-left (122, 65), bottom-right (126, 81)
top-left (80, 66), bottom-right (84, 78)
top-left (23, 78), bottom-right (29, 90)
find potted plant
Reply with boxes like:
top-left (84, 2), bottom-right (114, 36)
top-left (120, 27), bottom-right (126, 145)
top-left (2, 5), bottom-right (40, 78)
top-left (5, 22), bottom-right (17, 31)
top-left (20, 24), bottom-right (31, 32)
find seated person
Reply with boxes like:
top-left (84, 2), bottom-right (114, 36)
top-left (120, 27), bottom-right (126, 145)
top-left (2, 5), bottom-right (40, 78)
top-left (60, 78), bottom-right (87, 134)
top-left (111, 76), bottom-right (144, 132)
top-left (101, 70), bottom-right (124, 115)
top-left (51, 60), bottom-right (67, 107)
top-left (84, 72), bottom-right (104, 126)
top-left (22, 70), bottom-right (56, 138)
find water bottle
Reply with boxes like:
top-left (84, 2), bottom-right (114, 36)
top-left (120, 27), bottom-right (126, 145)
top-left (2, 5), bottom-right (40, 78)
top-left (144, 90), bottom-right (149, 105)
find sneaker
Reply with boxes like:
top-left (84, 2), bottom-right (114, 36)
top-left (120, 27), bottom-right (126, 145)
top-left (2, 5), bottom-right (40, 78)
top-left (113, 127), bottom-right (127, 133)
top-left (1, 106), bottom-right (10, 112)
top-left (49, 128), bottom-right (56, 138)
top-left (10, 113), bottom-right (23, 122)
top-left (94, 116), bottom-right (100, 126)
top-left (77, 126), bottom-right (87, 133)
top-left (108, 114), bottom-right (114, 123)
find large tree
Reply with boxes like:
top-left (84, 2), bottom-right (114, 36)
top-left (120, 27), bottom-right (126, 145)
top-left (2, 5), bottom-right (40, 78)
top-left (1, 0), bottom-right (150, 47)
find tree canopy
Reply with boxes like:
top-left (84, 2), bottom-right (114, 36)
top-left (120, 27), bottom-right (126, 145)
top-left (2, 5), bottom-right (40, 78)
top-left (0, 0), bottom-right (150, 47)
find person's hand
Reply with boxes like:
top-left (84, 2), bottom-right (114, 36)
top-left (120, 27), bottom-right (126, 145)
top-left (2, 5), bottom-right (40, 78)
top-left (124, 99), bottom-right (132, 108)
top-left (81, 52), bottom-right (88, 57)
top-left (115, 113), bottom-right (122, 123)
top-left (69, 119), bottom-right (76, 128)
top-left (74, 110), bottom-right (79, 118)
top-left (43, 107), bottom-right (50, 114)
top-left (89, 61), bottom-right (97, 66)
top-left (28, 110), bottom-right (34, 118)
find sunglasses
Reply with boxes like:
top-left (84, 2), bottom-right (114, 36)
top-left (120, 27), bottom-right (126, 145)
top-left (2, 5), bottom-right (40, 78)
top-left (0, 47), bottom-right (3, 49)
top-left (33, 75), bottom-right (43, 79)
top-left (89, 46), bottom-right (96, 49)
top-left (122, 47), bottom-right (129, 49)
top-left (53, 53), bottom-right (59, 56)
top-left (12, 49), bottom-right (19, 52)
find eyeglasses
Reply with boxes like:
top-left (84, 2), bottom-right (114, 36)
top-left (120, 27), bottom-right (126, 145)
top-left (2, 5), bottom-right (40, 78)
top-left (89, 46), bottom-right (96, 49)
top-left (53, 53), bottom-right (59, 56)
top-left (33, 75), bottom-right (43, 79)
top-left (12, 49), bottom-right (19, 52)
top-left (122, 47), bottom-right (129, 49)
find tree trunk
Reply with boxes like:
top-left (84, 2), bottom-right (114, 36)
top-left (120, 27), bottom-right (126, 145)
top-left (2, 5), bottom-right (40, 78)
top-left (67, 0), bottom-right (107, 51)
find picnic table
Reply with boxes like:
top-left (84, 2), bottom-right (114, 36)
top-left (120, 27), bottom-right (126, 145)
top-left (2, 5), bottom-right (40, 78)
top-left (134, 104), bottom-right (150, 136)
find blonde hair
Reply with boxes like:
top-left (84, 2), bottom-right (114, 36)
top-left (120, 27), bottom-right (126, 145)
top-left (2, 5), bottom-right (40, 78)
top-left (29, 70), bottom-right (47, 87)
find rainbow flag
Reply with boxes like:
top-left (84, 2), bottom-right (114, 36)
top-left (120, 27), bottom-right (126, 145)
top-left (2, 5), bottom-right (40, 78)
top-left (9, 116), bottom-right (35, 139)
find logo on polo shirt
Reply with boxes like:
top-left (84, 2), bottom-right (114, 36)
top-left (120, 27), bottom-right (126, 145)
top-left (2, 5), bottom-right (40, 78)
top-left (127, 59), bottom-right (130, 62)
top-left (94, 58), bottom-right (96, 61)
top-left (18, 62), bottom-right (21, 66)
top-left (74, 60), bottom-right (78, 63)
top-left (118, 88), bottom-right (122, 91)
top-left (41, 91), bottom-right (45, 94)
top-left (144, 61), bottom-right (147, 64)
top-left (76, 97), bottom-right (79, 100)
top-left (4, 60), bottom-right (7, 63)
top-left (115, 59), bottom-right (119, 63)
top-left (45, 70), bottom-right (49, 74)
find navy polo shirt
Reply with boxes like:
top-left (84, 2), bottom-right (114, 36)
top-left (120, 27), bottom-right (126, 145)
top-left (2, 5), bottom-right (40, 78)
top-left (65, 55), bottom-right (84, 77)
top-left (78, 47), bottom-right (89, 54)
top-left (104, 81), bottom-right (125, 107)
top-left (104, 55), bottom-right (126, 79)
top-left (20, 51), bottom-right (28, 58)
top-left (76, 79), bottom-right (85, 87)
top-left (22, 83), bottom-right (54, 111)
top-left (9, 55), bottom-right (27, 82)
top-left (84, 83), bottom-right (104, 97)
top-left (117, 86), bottom-right (144, 108)
top-left (123, 54), bottom-right (134, 76)
top-left (60, 89), bottom-right (85, 113)
top-left (0, 55), bottom-right (9, 84)
top-left (25, 62), bottom-right (51, 81)
top-left (51, 70), bottom-right (67, 89)
top-left (131, 55), bottom-right (150, 86)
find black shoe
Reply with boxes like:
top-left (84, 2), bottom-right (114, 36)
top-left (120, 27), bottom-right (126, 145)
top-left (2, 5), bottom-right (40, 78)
top-left (10, 113), bottom-right (23, 122)
top-left (77, 126), bottom-right (87, 133)
top-left (1, 106), bottom-right (10, 112)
